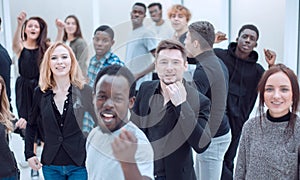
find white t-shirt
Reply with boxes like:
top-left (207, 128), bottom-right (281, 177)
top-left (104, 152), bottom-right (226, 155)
top-left (125, 26), bottom-right (158, 90)
top-left (86, 121), bottom-right (154, 180)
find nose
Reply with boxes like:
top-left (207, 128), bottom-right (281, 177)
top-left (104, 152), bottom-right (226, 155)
top-left (103, 98), bottom-right (114, 108)
top-left (273, 89), bottom-right (281, 98)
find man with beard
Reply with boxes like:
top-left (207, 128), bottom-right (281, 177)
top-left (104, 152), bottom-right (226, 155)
top-left (86, 65), bottom-right (154, 180)
top-left (131, 39), bottom-right (211, 180)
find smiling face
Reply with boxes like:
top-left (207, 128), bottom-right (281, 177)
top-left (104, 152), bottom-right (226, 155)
top-left (169, 12), bottom-right (188, 32)
top-left (24, 19), bottom-right (41, 40)
top-left (236, 29), bottom-right (258, 55)
top-left (49, 45), bottom-right (72, 78)
top-left (155, 49), bottom-right (187, 85)
top-left (264, 71), bottom-right (293, 118)
top-left (65, 17), bottom-right (77, 36)
top-left (94, 75), bottom-right (134, 132)
top-left (93, 31), bottom-right (114, 59)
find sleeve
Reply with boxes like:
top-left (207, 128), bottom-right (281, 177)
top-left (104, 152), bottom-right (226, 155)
top-left (24, 88), bottom-right (42, 160)
top-left (75, 38), bottom-right (89, 74)
top-left (143, 31), bottom-right (158, 52)
top-left (234, 122), bottom-right (250, 180)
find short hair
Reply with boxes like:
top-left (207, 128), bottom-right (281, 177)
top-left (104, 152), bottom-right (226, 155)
top-left (155, 39), bottom-right (187, 62)
top-left (257, 63), bottom-right (299, 134)
top-left (238, 24), bottom-right (259, 41)
top-left (39, 42), bottom-right (86, 92)
top-left (167, 4), bottom-right (191, 22)
top-left (63, 15), bottom-right (83, 41)
top-left (148, 2), bottom-right (162, 10)
top-left (188, 21), bottom-right (215, 48)
top-left (93, 65), bottom-right (136, 98)
top-left (94, 25), bottom-right (114, 39)
top-left (133, 2), bottom-right (147, 13)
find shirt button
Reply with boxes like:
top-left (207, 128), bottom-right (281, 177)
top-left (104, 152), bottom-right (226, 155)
top-left (58, 136), bottom-right (63, 142)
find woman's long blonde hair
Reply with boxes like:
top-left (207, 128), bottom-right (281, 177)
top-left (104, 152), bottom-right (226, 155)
top-left (39, 42), bottom-right (86, 92)
top-left (0, 76), bottom-right (14, 131)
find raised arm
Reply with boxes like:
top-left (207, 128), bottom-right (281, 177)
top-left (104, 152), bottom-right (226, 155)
top-left (12, 11), bottom-right (26, 57)
top-left (214, 31), bottom-right (228, 44)
top-left (263, 48), bottom-right (276, 68)
top-left (55, 18), bottom-right (65, 42)
top-left (112, 129), bottom-right (151, 180)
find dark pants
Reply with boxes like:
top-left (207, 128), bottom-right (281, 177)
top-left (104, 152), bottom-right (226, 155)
top-left (221, 132), bottom-right (242, 180)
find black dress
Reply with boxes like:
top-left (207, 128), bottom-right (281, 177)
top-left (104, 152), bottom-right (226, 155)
top-left (15, 47), bottom-right (39, 120)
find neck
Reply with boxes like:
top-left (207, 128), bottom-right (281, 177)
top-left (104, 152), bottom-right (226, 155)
top-left (235, 48), bottom-right (251, 60)
top-left (67, 34), bottom-right (76, 42)
top-left (24, 40), bottom-right (38, 49)
top-left (175, 27), bottom-right (188, 38)
top-left (53, 76), bottom-right (71, 92)
top-left (156, 19), bottom-right (164, 26)
top-left (132, 23), bottom-right (142, 30)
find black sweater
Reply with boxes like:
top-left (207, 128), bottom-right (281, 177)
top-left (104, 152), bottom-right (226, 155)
top-left (214, 42), bottom-right (264, 136)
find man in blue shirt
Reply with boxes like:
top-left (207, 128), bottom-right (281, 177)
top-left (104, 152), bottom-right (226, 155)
top-left (84, 25), bottom-right (124, 133)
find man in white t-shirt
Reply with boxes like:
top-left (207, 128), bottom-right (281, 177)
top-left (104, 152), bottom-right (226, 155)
top-left (147, 2), bottom-right (174, 40)
top-left (86, 65), bottom-right (154, 180)
top-left (125, 2), bottom-right (158, 91)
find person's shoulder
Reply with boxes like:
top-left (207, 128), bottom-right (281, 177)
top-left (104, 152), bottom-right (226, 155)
top-left (140, 80), bottom-right (158, 89)
top-left (243, 116), bottom-right (260, 131)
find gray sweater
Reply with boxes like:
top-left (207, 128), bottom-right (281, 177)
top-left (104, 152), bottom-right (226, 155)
top-left (234, 114), bottom-right (300, 180)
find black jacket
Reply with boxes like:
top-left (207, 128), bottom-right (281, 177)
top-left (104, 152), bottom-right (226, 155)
top-left (0, 44), bottom-right (12, 107)
top-left (25, 84), bottom-right (96, 166)
top-left (131, 80), bottom-right (211, 180)
top-left (214, 42), bottom-right (264, 136)
top-left (0, 124), bottom-right (18, 178)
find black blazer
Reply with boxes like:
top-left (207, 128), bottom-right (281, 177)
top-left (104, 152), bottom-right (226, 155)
top-left (131, 80), bottom-right (211, 180)
top-left (25, 84), bottom-right (96, 166)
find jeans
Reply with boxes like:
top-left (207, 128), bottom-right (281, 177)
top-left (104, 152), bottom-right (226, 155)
top-left (42, 165), bottom-right (87, 180)
top-left (195, 130), bottom-right (231, 180)
top-left (0, 176), bottom-right (18, 180)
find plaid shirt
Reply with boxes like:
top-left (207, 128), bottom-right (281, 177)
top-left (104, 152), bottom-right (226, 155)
top-left (83, 51), bottom-right (124, 133)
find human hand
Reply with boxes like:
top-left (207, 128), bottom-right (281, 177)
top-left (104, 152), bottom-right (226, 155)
top-left (15, 118), bottom-right (27, 129)
top-left (214, 31), bottom-right (227, 44)
top-left (264, 48), bottom-right (276, 67)
top-left (17, 11), bottom-right (27, 25)
top-left (166, 81), bottom-right (187, 106)
top-left (28, 156), bottom-right (42, 170)
top-left (55, 19), bottom-right (65, 30)
top-left (112, 128), bottom-right (137, 163)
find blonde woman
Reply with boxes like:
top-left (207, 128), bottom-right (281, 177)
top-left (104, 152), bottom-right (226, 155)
top-left (25, 42), bottom-right (96, 180)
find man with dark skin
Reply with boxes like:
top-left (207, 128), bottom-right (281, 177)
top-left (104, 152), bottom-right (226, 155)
top-left (214, 24), bottom-right (276, 180)
top-left (148, 2), bottom-right (173, 40)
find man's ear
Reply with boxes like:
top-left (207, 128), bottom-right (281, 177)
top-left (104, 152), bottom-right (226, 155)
top-left (129, 96), bottom-right (135, 109)
top-left (193, 40), bottom-right (199, 48)
top-left (111, 39), bottom-right (115, 46)
top-left (236, 37), bottom-right (239, 42)
top-left (254, 42), bottom-right (258, 47)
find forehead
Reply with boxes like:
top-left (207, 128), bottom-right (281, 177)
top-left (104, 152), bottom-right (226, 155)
top-left (132, 5), bottom-right (145, 12)
top-left (157, 49), bottom-right (184, 61)
top-left (52, 45), bottom-right (69, 54)
top-left (66, 17), bottom-right (76, 22)
top-left (96, 75), bottom-right (130, 93)
top-left (94, 31), bottom-right (112, 39)
top-left (27, 19), bottom-right (39, 25)
top-left (266, 71), bottom-right (291, 86)
top-left (149, 5), bottom-right (159, 10)
top-left (240, 29), bottom-right (258, 38)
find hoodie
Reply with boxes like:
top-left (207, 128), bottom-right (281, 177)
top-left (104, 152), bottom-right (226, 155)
top-left (214, 42), bottom-right (264, 136)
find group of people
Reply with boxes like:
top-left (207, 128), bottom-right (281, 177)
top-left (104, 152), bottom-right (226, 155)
top-left (0, 2), bottom-right (299, 180)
